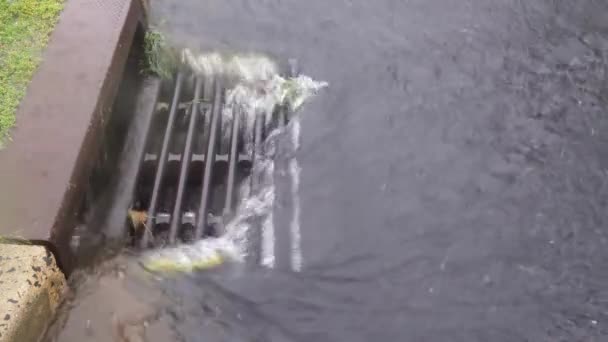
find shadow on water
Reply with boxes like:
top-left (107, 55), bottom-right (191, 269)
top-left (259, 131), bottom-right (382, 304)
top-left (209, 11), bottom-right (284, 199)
top-left (46, 0), bottom-right (608, 341)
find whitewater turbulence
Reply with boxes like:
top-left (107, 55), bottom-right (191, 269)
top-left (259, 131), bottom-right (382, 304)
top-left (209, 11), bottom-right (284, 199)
top-left (141, 51), bottom-right (327, 273)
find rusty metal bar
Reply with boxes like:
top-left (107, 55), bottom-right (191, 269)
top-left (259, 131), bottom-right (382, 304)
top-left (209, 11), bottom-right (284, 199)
top-left (141, 73), bottom-right (184, 248)
top-left (168, 77), bottom-right (203, 244)
top-left (195, 78), bottom-right (223, 239)
top-left (223, 107), bottom-right (241, 215)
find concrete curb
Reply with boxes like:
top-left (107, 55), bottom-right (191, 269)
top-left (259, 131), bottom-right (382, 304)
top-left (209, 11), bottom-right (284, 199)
top-left (0, 0), bottom-right (150, 339)
top-left (0, 243), bottom-right (66, 342)
top-left (0, 0), bottom-right (144, 272)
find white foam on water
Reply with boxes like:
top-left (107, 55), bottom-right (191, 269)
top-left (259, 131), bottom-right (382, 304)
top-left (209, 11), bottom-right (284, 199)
top-left (183, 49), bottom-right (327, 147)
top-left (289, 120), bottom-right (303, 271)
top-left (259, 156), bottom-right (276, 267)
top-left (261, 206), bottom-right (276, 268)
top-left (141, 51), bottom-right (327, 272)
top-left (182, 50), bottom-right (279, 84)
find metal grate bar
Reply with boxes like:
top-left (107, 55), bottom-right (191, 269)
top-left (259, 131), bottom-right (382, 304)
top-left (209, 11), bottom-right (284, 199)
top-left (223, 107), bottom-right (241, 216)
top-left (195, 78), bottom-right (223, 239)
top-left (245, 111), bottom-right (266, 265)
top-left (168, 77), bottom-right (203, 244)
top-left (141, 73), bottom-right (184, 248)
top-left (131, 65), bottom-right (295, 248)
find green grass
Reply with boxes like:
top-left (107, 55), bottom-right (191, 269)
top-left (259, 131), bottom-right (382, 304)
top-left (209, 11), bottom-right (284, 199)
top-left (0, 0), bottom-right (65, 146)
top-left (143, 29), bottom-right (179, 80)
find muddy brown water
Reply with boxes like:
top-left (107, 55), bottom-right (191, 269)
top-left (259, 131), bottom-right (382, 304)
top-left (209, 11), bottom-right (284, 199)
top-left (46, 0), bottom-right (608, 341)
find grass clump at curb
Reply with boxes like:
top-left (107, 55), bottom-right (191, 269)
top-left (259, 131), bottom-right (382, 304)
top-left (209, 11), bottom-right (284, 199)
top-left (142, 29), bottom-right (179, 80)
top-left (0, 0), bottom-right (65, 146)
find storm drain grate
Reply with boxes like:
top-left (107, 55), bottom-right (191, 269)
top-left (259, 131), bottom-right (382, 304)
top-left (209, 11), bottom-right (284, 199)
top-left (130, 72), bottom-right (291, 248)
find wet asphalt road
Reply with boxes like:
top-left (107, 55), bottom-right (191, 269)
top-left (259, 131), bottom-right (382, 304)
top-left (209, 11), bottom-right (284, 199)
top-left (155, 0), bottom-right (608, 341)
top-left (53, 0), bottom-right (608, 341)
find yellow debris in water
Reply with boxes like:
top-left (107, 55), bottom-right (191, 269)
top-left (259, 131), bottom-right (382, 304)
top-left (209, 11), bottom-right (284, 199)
top-left (128, 209), bottom-right (147, 233)
top-left (141, 251), bottom-right (224, 273)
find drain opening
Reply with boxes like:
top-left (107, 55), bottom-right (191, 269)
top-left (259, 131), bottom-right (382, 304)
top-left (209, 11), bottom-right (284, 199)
top-left (130, 71), bottom-right (291, 248)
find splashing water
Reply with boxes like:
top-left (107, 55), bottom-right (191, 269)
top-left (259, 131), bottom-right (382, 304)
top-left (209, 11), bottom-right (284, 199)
top-left (141, 51), bottom-right (327, 273)
top-left (183, 50), bottom-right (327, 146)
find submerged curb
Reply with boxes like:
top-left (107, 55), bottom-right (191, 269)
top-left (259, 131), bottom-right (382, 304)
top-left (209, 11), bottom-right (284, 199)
top-left (0, 244), bottom-right (66, 342)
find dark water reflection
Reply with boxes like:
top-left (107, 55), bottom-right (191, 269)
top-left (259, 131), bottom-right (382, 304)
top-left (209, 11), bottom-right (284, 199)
top-left (49, 0), bottom-right (608, 341)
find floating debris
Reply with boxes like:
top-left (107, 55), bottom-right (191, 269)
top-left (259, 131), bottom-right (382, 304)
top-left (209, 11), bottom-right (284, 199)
top-left (128, 209), bottom-right (148, 235)
top-left (140, 238), bottom-right (235, 273)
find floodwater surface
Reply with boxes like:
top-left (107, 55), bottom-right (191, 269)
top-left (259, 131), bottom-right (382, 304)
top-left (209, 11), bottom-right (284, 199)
top-left (47, 0), bottom-right (608, 341)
